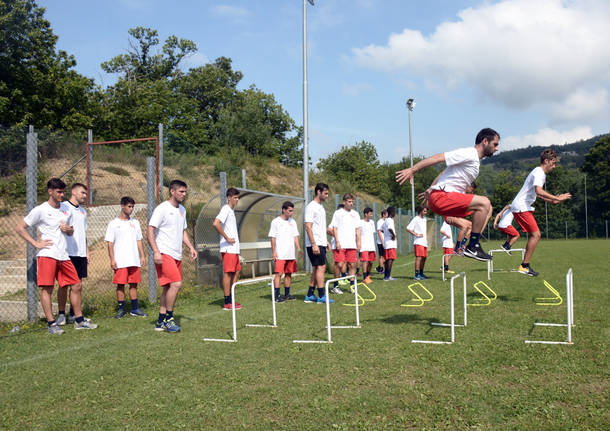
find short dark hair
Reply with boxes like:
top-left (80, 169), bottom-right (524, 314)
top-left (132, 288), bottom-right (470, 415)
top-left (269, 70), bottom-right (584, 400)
top-left (120, 196), bottom-right (135, 206)
top-left (281, 201), bottom-right (294, 211)
top-left (337, 203), bottom-right (344, 210)
top-left (387, 206), bottom-right (396, 217)
top-left (343, 193), bottom-right (354, 201)
top-left (540, 149), bottom-right (557, 164)
top-left (475, 128), bottom-right (500, 145)
top-left (226, 187), bottom-right (240, 197)
top-left (363, 207), bottom-right (373, 215)
top-left (416, 205), bottom-right (427, 215)
top-left (47, 178), bottom-right (66, 190)
top-left (381, 209), bottom-right (388, 217)
top-left (314, 183), bottom-right (329, 195)
top-left (71, 182), bottom-right (87, 191)
top-left (169, 179), bottom-right (187, 190)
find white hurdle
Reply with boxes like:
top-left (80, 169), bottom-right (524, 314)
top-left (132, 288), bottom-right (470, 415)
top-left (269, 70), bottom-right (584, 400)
top-left (412, 272), bottom-right (467, 345)
top-left (203, 276), bottom-right (275, 343)
top-left (525, 268), bottom-right (574, 345)
top-left (487, 248), bottom-right (526, 280)
top-left (293, 275), bottom-right (360, 344)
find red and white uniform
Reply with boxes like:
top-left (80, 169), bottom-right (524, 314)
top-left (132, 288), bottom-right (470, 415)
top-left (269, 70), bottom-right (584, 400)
top-left (150, 201), bottom-right (187, 284)
top-left (216, 204), bottom-right (241, 273)
top-left (498, 209), bottom-right (519, 237)
top-left (440, 221), bottom-right (454, 255)
top-left (382, 217), bottom-right (397, 260)
top-left (330, 208), bottom-right (360, 263)
top-left (359, 219), bottom-right (377, 261)
top-left (511, 166), bottom-right (546, 232)
top-left (66, 202), bottom-right (87, 258)
top-left (407, 215), bottom-right (428, 258)
top-left (268, 216), bottom-right (299, 274)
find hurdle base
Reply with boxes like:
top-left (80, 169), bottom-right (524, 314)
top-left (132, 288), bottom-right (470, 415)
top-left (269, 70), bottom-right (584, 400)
top-left (412, 340), bottom-right (453, 344)
top-left (293, 340), bottom-right (332, 344)
top-left (327, 325), bottom-right (360, 329)
top-left (533, 322), bottom-right (574, 327)
top-left (203, 338), bottom-right (236, 343)
top-left (430, 322), bottom-right (465, 327)
top-left (245, 324), bottom-right (277, 328)
top-left (525, 340), bottom-right (573, 345)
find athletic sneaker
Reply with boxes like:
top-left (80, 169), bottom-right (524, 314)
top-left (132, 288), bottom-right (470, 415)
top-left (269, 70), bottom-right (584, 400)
top-left (283, 294), bottom-right (296, 301)
top-left (304, 295), bottom-right (318, 303)
top-left (68, 315), bottom-right (90, 324)
top-left (223, 302), bottom-right (242, 310)
top-left (317, 296), bottom-right (335, 304)
top-left (414, 274), bottom-right (423, 281)
top-left (445, 269), bottom-right (455, 274)
top-left (74, 320), bottom-right (98, 330)
top-left (130, 309), bottom-right (147, 317)
top-left (48, 323), bottom-right (65, 335)
top-left (376, 266), bottom-right (384, 274)
top-left (463, 243), bottom-right (492, 261)
top-left (518, 265), bottom-right (539, 277)
top-left (274, 295), bottom-right (286, 303)
top-left (420, 273), bottom-right (428, 280)
top-left (56, 314), bottom-right (67, 326)
top-left (383, 277), bottom-right (397, 281)
top-left (363, 276), bottom-right (373, 284)
top-left (501, 243), bottom-right (512, 255)
top-left (115, 309), bottom-right (127, 319)
top-left (154, 321), bottom-right (166, 331)
top-left (330, 286), bottom-right (344, 295)
top-left (163, 317), bottom-right (180, 332)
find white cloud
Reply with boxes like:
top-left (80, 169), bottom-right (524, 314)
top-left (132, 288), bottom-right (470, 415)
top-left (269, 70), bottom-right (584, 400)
top-left (210, 5), bottom-right (250, 20)
top-left (182, 52), bottom-right (209, 70)
top-left (502, 126), bottom-right (594, 151)
top-left (341, 82), bottom-right (373, 97)
top-left (549, 88), bottom-right (608, 122)
top-left (352, 0), bottom-right (610, 120)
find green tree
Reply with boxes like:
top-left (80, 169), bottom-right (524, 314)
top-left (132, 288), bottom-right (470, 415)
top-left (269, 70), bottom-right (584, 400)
top-left (581, 135), bottom-right (610, 220)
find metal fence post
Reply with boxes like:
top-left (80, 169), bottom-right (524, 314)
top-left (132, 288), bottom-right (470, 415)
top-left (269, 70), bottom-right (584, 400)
top-left (398, 208), bottom-right (403, 255)
top-left (147, 157), bottom-right (157, 303)
top-left (220, 172), bottom-right (227, 206)
top-left (373, 202), bottom-right (378, 225)
top-left (158, 123), bottom-right (164, 200)
top-left (26, 126), bottom-right (38, 321)
top-left (304, 189), bottom-right (313, 272)
top-left (87, 129), bottom-right (93, 205)
top-left (565, 221), bottom-right (568, 240)
top-left (606, 220), bottom-right (608, 239)
top-left (241, 169), bottom-right (247, 189)
top-left (335, 194), bottom-right (340, 209)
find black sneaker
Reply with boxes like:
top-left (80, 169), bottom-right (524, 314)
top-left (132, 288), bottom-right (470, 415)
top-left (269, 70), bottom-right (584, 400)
top-left (463, 243), bottom-right (493, 261)
top-left (501, 243), bottom-right (512, 255)
top-left (518, 265), bottom-right (539, 277)
top-left (283, 294), bottom-right (296, 301)
top-left (115, 309), bottom-right (127, 319)
top-left (275, 295), bottom-right (286, 303)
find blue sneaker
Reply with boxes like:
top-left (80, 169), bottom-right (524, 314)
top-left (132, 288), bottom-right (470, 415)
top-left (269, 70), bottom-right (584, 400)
top-left (163, 317), bottom-right (181, 333)
top-left (154, 321), bottom-right (166, 331)
top-left (413, 274), bottom-right (423, 280)
top-left (317, 296), bottom-right (335, 304)
top-left (304, 295), bottom-right (318, 303)
top-left (420, 273), bottom-right (428, 280)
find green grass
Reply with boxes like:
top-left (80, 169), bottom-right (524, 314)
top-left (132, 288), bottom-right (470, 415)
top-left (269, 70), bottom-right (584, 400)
top-left (1, 239), bottom-right (608, 430)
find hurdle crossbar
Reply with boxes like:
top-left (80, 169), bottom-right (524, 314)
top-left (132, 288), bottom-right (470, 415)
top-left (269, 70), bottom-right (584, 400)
top-left (525, 268), bottom-right (574, 345)
top-left (487, 248), bottom-right (526, 280)
top-left (203, 276), bottom-right (275, 343)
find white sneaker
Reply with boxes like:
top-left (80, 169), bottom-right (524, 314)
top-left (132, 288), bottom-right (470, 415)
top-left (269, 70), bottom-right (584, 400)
top-left (68, 315), bottom-right (91, 324)
top-left (330, 286), bottom-right (343, 295)
top-left (48, 324), bottom-right (65, 335)
top-left (56, 314), bottom-right (67, 326)
top-left (74, 319), bottom-right (98, 330)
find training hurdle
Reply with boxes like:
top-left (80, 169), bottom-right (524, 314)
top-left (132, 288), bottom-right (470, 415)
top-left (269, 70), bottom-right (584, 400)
top-left (343, 282), bottom-right (376, 306)
top-left (487, 248), bottom-right (526, 280)
top-left (525, 268), bottom-right (574, 345)
top-left (401, 282), bottom-right (434, 307)
top-left (293, 275), bottom-right (360, 344)
top-left (203, 276), bottom-right (275, 343)
top-left (412, 272), bottom-right (467, 345)
top-left (467, 281), bottom-right (497, 306)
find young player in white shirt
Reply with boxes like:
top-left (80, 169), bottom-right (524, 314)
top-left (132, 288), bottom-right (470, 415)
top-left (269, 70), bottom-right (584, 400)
top-left (268, 201), bottom-right (302, 302)
top-left (510, 149), bottom-right (571, 276)
top-left (396, 128), bottom-right (500, 261)
top-left (328, 204), bottom-right (344, 294)
top-left (440, 221), bottom-right (455, 274)
top-left (359, 207), bottom-right (377, 284)
top-left (15, 178), bottom-right (97, 333)
top-left (375, 209), bottom-right (388, 274)
top-left (213, 187), bottom-right (242, 310)
top-left (105, 196), bottom-right (147, 318)
top-left (493, 205), bottom-right (520, 253)
top-left (148, 180), bottom-right (197, 332)
top-left (406, 206), bottom-right (429, 280)
top-left (330, 194), bottom-right (361, 293)
top-left (382, 207), bottom-right (398, 281)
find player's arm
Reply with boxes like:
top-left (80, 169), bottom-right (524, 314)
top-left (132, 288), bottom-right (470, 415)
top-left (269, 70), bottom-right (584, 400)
top-left (535, 186), bottom-right (572, 204)
top-left (406, 228), bottom-right (421, 237)
top-left (493, 208), bottom-right (506, 230)
top-left (355, 226), bottom-right (361, 251)
top-left (212, 218), bottom-right (235, 244)
top-left (137, 239), bottom-right (146, 266)
top-left (106, 241), bottom-right (117, 270)
top-left (305, 222), bottom-right (319, 254)
top-left (333, 226), bottom-right (341, 251)
top-left (293, 235), bottom-right (303, 257)
top-left (59, 222), bottom-right (74, 236)
top-left (146, 225), bottom-right (163, 265)
top-left (396, 153), bottom-right (445, 185)
top-left (270, 237), bottom-right (277, 260)
top-left (440, 228), bottom-right (452, 238)
top-left (388, 228), bottom-right (396, 241)
top-left (377, 228), bottom-right (384, 244)
top-left (15, 220), bottom-right (53, 249)
top-left (182, 229), bottom-right (197, 260)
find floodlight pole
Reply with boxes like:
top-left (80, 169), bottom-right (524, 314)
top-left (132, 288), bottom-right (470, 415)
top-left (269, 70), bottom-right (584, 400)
top-left (302, 0), bottom-right (314, 271)
top-left (407, 99), bottom-right (416, 216)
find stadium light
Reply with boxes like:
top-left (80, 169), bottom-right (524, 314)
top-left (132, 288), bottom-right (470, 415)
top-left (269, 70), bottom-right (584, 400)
top-left (303, 0), bottom-right (314, 270)
top-left (406, 98), bottom-right (416, 216)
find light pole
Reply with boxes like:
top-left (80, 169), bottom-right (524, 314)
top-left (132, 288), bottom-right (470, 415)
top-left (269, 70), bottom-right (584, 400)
top-left (302, 0), bottom-right (314, 270)
top-left (406, 98), bottom-right (416, 216)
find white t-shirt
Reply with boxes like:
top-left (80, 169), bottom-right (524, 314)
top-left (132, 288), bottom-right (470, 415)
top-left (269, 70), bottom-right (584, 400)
top-left (376, 218), bottom-right (386, 244)
top-left (498, 210), bottom-right (515, 229)
top-left (23, 201), bottom-right (73, 261)
top-left (216, 204), bottom-right (240, 254)
top-left (407, 215), bottom-right (428, 247)
top-left (330, 208), bottom-right (360, 249)
top-left (360, 219), bottom-right (376, 252)
top-left (382, 217), bottom-right (397, 249)
top-left (104, 218), bottom-right (143, 268)
top-left (440, 221), bottom-right (454, 248)
top-left (328, 221), bottom-right (336, 250)
top-left (268, 216), bottom-right (299, 260)
top-left (431, 147), bottom-right (480, 193)
top-left (304, 200), bottom-right (327, 247)
top-left (66, 201), bottom-right (87, 257)
top-left (149, 201), bottom-right (187, 260)
top-left (511, 166), bottom-right (546, 213)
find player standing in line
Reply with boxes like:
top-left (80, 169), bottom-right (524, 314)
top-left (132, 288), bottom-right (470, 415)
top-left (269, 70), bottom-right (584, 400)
top-left (375, 209), bottom-right (388, 274)
top-left (328, 204), bottom-right (344, 294)
top-left (330, 194), bottom-right (361, 291)
top-left (105, 196), bottom-right (147, 318)
top-left (304, 183), bottom-right (334, 304)
top-left (359, 207), bottom-right (377, 284)
top-left (445, 216), bottom-right (471, 255)
top-left (406, 205), bottom-right (429, 280)
top-left (15, 178), bottom-right (97, 333)
top-left (440, 220), bottom-right (455, 274)
top-left (396, 128), bottom-right (500, 261)
top-left (213, 188), bottom-right (242, 310)
top-left (148, 180), bottom-right (197, 332)
top-left (381, 206), bottom-right (398, 281)
top-left (57, 183), bottom-right (89, 325)
top-left (493, 204), bottom-right (520, 253)
top-left (268, 201), bottom-right (301, 302)
top-left (510, 149), bottom-right (571, 276)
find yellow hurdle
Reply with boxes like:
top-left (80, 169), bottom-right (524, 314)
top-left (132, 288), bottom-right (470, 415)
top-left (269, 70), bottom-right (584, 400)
top-left (467, 281), bottom-right (497, 307)
top-left (535, 280), bottom-right (563, 306)
top-left (401, 282), bottom-right (434, 307)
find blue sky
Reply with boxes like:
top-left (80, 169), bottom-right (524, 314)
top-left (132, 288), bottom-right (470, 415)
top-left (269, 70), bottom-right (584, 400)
top-left (39, 0), bottom-right (610, 164)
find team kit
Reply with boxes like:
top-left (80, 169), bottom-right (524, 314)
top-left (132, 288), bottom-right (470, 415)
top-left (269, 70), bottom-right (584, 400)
top-left (16, 128), bottom-right (571, 334)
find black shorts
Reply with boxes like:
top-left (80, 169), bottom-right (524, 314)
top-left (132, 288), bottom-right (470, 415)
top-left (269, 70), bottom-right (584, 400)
top-left (306, 246), bottom-right (327, 267)
top-left (377, 243), bottom-right (385, 256)
top-left (69, 256), bottom-right (87, 279)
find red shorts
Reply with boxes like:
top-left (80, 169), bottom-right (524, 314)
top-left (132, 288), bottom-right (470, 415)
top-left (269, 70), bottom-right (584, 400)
top-left (333, 248), bottom-right (357, 263)
top-left (113, 266), bottom-right (141, 284)
top-left (155, 254), bottom-right (182, 286)
top-left (443, 247), bottom-right (455, 255)
top-left (359, 251), bottom-right (376, 262)
top-left (429, 191), bottom-right (474, 218)
top-left (222, 253), bottom-right (241, 273)
top-left (499, 225), bottom-right (520, 237)
top-left (414, 245), bottom-right (428, 257)
top-left (384, 248), bottom-right (397, 260)
top-left (274, 259), bottom-right (297, 274)
top-left (37, 257), bottom-right (80, 288)
top-left (513, 211), bottom-right (539, 233)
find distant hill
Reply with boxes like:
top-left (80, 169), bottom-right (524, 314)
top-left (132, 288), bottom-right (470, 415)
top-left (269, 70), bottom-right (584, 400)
top-left (482, 133), bottom-right (609, 171)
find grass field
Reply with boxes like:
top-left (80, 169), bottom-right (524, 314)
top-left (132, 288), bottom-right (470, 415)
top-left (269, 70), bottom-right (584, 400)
top-left (1, 239), bottom-right (608, 430)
